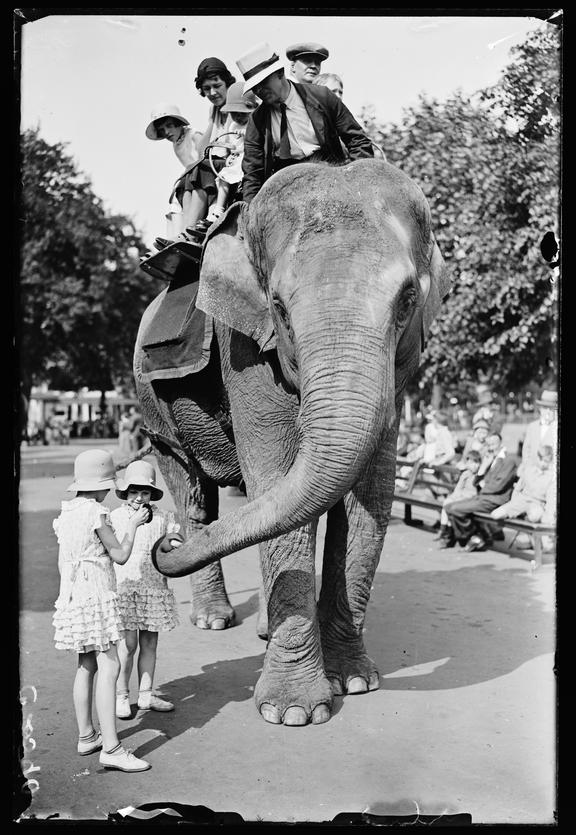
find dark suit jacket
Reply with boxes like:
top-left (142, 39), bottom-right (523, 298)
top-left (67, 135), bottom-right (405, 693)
top-left (241, 82), bottom-right (374, 203)
top-left (479, 454), bottom-right (518, 501)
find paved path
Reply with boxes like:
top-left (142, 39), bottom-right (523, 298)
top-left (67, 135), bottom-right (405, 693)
top-left (16, 442), bottom-right (556, 824)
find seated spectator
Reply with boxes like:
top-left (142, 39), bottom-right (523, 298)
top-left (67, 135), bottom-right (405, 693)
top-left (445, 432), bottom-right (517, 552)
top-left (437, 450), bottom-right (482, 548)
top-left (421, 411), bottom-right (456, 466)
top-left (313, 72), bottom-right (343, 99)
top-left (396, 428), bottom-right (425, 486)
top-left (459, 418), bottom-right (490, 465)
top-left (491, 444), bottom-right (555, 524)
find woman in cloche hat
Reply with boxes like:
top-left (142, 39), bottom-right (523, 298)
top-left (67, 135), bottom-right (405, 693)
top-left (111, 461), bottom-right (183, 719)
top-left (52, 450), bottom-right (151, 772)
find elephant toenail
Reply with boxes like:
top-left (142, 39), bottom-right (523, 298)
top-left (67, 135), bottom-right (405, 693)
top-left (328, 677), bottom-right (344, 696)
top-left (312, 705), bottom-right (331, 724)
top-left (260, 704), bottom-right (282, 724)
top-left (347, 676), bottom-right (369, 694)
top-left (282, 706), bottom-right (309, 726)
top-left (210, 618), bottom-right (227, 630)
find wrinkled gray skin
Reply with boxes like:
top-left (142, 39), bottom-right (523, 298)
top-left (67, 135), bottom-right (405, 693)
top-left (135, 159), bottom-right (451, 725)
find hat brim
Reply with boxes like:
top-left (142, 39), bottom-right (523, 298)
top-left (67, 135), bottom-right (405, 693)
top-left (242, 58), bottom-right (284, 92)
top-left (536, 399), bottom-right (557, 408)
top-left (67, 477), bottom-right (117, 492)
top-left (220, 102), bottom-right (256, 113)
top-left (288, 50), bottom-right (328, 61)
top-left (115, 480), bottom-right (163, 501)
top-left (146, 116), bottom-right (189, 141)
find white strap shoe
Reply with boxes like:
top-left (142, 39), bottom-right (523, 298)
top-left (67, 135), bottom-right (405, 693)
top-left (100, 747), bottom-right (151, 772)
top-left (137, 693), bottom-right (174, 712)
top-left (116, 694), bottom-right (132, 719)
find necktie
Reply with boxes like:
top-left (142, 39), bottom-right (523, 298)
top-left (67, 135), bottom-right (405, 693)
top-left (278, 103), bottom-right (291, 159)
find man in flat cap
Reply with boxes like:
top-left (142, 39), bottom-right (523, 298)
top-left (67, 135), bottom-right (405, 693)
top-left (235, 42), bottom-right (373, 204)
top-left (286, 42), bottom-right (329, 84)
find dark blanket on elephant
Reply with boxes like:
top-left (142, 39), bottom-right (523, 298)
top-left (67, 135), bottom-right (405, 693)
top-left (140, 278), bottom-right (214, 383)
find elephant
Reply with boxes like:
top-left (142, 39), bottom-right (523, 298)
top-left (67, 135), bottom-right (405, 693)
top-left (134, 158), bottom-right (451, 726)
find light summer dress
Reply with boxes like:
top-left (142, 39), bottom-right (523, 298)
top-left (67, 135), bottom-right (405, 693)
top-left (53, 497), bottom-right (124, 653)
top-left (110, 504), bottom-right (180, 633)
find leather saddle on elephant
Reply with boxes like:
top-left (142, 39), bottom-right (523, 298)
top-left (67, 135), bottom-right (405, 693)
top-left (139, 275), bottom-right (214, 384)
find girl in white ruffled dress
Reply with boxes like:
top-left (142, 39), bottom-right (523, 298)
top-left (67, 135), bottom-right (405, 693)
top-left (52, 450), bottom-right (151, 772)
top-left (110, 461), bottom-right (182, 718)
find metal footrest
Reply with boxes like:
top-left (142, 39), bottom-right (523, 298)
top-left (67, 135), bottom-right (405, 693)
top-left (140, 240), bottom-right (203, 283)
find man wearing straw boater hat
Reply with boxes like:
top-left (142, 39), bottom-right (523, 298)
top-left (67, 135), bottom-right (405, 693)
top-left (235, 42), bottom-right (374, 204)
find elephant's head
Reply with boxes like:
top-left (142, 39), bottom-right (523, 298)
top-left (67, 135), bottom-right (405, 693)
top-left (156, 159), bottom-right (451, 575)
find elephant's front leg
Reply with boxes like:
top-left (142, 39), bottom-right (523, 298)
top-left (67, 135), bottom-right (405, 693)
top-left (318, 430), bottom-right (396, 696)
top-left (255, 524), bottom-right (333, 726)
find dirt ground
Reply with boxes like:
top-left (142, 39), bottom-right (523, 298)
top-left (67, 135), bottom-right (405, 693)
top-left (15, 440), bottom-right (557, 825)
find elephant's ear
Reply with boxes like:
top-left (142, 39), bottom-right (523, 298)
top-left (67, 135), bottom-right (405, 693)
top-left (196, 202), bottom-right (276, 352)
top-left (419, 235), bottom-right (452, 347)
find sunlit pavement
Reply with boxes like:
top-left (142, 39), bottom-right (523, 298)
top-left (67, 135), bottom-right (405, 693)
top-left (16, 442), bottom-right (556, 825)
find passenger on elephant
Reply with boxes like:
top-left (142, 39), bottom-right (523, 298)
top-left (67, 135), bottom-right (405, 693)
top-left (235, 42), bottom-right (374, 205)
top-left (445, 432), bottom-right (518, 552)
top-left (111, 462), bottom-right (183, 719)
top-left (145, 103), bottom-right (202, 239)
top-left (490, 444), bottom-right (555, 524)
top-left (436, 450), bottom-right (482, 547)
top-left (313, 72), bottom-right (344, 99)
top-left (154, 58), bottom-right (237, 250)
top-left (204, 81), bottom-right (258, 224)
top-left (285, 42), bottom-right (329, 84)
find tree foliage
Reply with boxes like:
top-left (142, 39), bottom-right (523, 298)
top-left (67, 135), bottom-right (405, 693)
top-left (362, 23), bottom-right (560, 399)
top-left (19, 127), bottom-right (157, 401)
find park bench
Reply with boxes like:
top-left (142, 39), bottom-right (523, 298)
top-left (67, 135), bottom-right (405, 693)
top-left (393, 458), bottom-right (556, 568)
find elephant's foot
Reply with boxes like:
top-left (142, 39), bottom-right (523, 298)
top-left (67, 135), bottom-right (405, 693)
top-left (322, 636), bottom-right (380, 696)
top-left (189, 567), bottom-right (235, 630)
top-left (190, 603), bottom-right (235, 630)
top-left (254, 652), bottom-right (333, 726)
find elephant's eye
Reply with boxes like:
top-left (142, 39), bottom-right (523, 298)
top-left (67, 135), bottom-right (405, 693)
top-left (396, 287), bottom-right (417, 328)
top-left (273, 297), bottom-right (291, 331)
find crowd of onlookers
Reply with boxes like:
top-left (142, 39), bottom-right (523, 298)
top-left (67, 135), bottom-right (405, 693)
top-left (396, 387), bottom-right (558, 554)
top-left (24, 408), bottom-right (145, 448)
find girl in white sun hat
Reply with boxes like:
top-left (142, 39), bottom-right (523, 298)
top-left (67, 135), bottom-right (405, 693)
top-left (52, 449), bottom-right (151, 772)
top-left (110, 461), bottom-right (183, 719)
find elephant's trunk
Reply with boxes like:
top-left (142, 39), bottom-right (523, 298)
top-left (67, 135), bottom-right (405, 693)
top-left (154, 310), bottom-right (396, 577)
